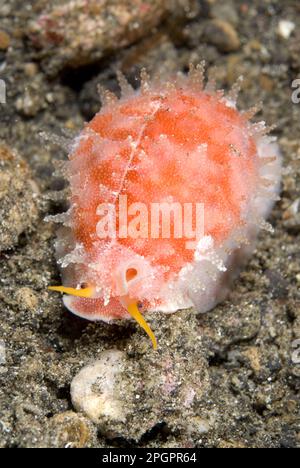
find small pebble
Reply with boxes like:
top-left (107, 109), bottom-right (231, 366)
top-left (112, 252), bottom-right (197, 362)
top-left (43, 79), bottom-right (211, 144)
top-left (71, 350), bottom-right (126, 425)
top-left (15, 89), bottom-right (42, 117)
top-left (211, 1), bottom-right (239, 26)
top-left (0, 340), bottom-right (6, 365)
top-left (23, 62), bottom-right (39, 78)
top-left (47, 411), bottom-right (93, 448)
top-left (278, 20), bottom-right (295, 39)
top-left (0, 30), bottom-right (10, 50)
top-left (203, 19), bottom-right (241, 53)
top-left (15, 287), bottom-right (39, 311)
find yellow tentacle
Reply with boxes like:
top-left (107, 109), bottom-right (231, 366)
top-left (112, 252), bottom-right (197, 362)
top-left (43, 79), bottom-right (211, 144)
top-left (126, 301), bottom-right (157, 350)
top-left (48, 285), bottom-right (94, 298)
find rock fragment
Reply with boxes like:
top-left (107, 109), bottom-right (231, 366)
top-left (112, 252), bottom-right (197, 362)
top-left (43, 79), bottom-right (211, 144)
top-left (27, 0), bottom-right (198, 75)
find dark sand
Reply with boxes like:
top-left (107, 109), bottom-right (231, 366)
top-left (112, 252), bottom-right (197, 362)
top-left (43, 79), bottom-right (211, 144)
top-left (0, 0), bottom-right (299, 448)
